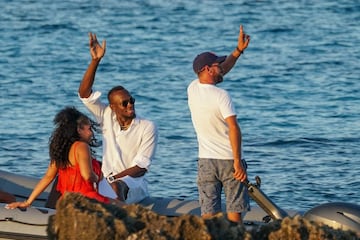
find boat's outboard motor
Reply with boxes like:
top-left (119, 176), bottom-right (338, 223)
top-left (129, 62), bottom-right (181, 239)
top-left (304, 202), bottom-right (360, 236)
top-left (245, 176), bottom-right (288, 221)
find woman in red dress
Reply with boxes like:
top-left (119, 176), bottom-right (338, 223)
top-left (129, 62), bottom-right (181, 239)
top-left (6, 107), bottom-right (123, 209)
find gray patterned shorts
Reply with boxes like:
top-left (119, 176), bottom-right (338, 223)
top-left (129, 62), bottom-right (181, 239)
top-left (197, 158), bottom-right (250, 215)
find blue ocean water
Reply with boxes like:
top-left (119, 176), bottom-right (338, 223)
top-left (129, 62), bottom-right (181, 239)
top-left (0, 0), bottom-right (359, 212)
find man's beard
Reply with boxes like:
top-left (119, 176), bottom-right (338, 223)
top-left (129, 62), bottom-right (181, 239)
top-left (214, 74), bottom-right (223, 84)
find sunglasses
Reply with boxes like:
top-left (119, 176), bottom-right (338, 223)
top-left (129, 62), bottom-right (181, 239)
top-left (121, 97), bottom-right (135, 107)
top-left (197, 63), bottom-right (222, 74)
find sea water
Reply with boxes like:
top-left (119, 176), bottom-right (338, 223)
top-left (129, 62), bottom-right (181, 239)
top-left (0, 0), bottom-right (359, 212)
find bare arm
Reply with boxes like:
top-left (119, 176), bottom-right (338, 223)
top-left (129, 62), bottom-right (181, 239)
top-left (225, 115), bottom-right (247, 182)
top-left (76, 141), bottom-right (99, 183)
top-left (78, 32), bottom-right (106, 98)
top-left (221, 25), bottom-right (250, 75)
top-left (112, 166), bottom-right (147, 179)
top-left (5, 162), bottom-right (58, 209)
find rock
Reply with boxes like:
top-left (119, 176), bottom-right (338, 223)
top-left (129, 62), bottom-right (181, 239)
top-left (47, 193), bottom-right (358, 240)
top-left (250, 215), bottom-right (358, 240)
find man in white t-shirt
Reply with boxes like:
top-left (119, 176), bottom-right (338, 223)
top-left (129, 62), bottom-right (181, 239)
top-left (187, 25), bottom-right (250, 223)
top-left (79, 33), bottom-right (158, 204)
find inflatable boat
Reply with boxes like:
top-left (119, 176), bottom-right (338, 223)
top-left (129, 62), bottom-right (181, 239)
top-left (1, 169), bottom-right (359, 239)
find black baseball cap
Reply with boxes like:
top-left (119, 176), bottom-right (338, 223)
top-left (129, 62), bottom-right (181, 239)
top-left (193, 52), bottom-right (226, 74)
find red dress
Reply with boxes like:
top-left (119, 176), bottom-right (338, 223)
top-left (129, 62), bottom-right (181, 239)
top-left (56, 143), bottom-right (110, 203)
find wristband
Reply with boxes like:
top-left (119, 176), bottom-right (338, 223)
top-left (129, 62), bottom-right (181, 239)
top-left (24, 199), bottom-right (31, 207)
top-left (236, 47), bottom-right (244, 54)
top-left (107, 175), bottom-right (116, 183)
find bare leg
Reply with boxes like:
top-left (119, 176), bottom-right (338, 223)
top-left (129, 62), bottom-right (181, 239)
top-left (227, 212), bottom-right (242, 224)
top-left (201, 213), bottom-right (216, 219)
top-left (110, 181), bottom-right (129, 202)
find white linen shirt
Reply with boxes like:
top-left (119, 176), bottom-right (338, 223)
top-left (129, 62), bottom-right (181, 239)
top-left (79, 91), bottom-right (158, 178)
top-left (187, 79), bottom-right (243, 159)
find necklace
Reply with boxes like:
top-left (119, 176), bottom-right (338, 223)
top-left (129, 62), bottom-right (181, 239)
top-left (120, 124), bottom-right (130, 130)
top-left (118, 118), bottom-right (132, 131)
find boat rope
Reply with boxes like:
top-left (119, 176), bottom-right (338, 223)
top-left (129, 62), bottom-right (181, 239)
top-left (0, 217), bottom-right (48, 226)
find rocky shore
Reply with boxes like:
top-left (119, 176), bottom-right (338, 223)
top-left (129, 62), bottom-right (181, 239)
top-left (47, 193), bottom-right (358, 240)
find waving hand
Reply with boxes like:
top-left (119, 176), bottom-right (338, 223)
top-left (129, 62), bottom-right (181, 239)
top-left (89, 32), bottom-right (106, 60)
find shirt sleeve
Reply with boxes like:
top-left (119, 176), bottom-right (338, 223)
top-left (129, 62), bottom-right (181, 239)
top-left (132, 121), bottom-right (158, 170)
top-left (79, 91), bottom-right (107, 124)
top-left (219, 90), bottom-right (236, 119)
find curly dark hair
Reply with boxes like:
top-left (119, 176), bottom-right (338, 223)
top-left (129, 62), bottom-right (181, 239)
top-left (49, 106), bottom-right (99, 169)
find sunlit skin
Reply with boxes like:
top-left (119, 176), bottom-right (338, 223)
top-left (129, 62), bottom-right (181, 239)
top-left (77, 122), bottom-right (93, 144)
top-left (109, 90), bottom-right (136, 127)
top-left (208, 63), bottom-right (224, 84)
top-left (72, 122), bottom-right (100, 187)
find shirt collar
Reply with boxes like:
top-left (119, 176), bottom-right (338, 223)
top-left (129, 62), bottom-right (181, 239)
top-left (111, 113), bottom-right (139, 130)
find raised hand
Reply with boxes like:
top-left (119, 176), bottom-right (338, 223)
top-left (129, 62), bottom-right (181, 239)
top-left (89, 32), bottom-right (106, 60)
top-left (237, 25), bottom-right (250, 52)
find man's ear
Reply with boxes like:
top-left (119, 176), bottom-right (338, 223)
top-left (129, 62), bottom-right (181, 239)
top-left (208, 66), bottom-right (214, 75)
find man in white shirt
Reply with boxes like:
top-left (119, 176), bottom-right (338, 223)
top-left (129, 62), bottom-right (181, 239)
top-left (187, 25), bottom-right (250, 223)
top-left (79, 33), bottom-right (158, 204)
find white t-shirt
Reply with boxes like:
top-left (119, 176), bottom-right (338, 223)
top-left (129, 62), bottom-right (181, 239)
top-left (187, 79), bottom-right (243, 159)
